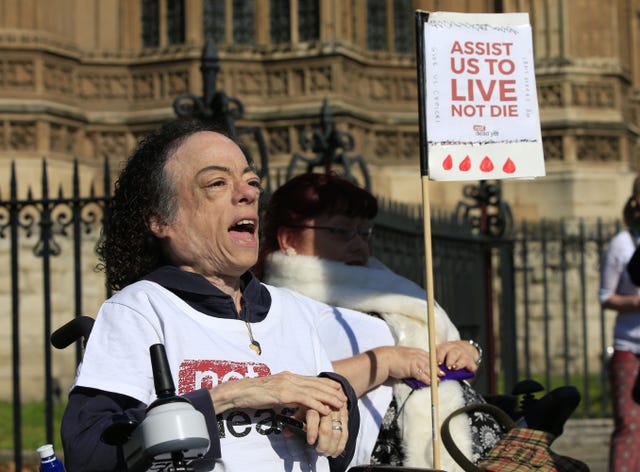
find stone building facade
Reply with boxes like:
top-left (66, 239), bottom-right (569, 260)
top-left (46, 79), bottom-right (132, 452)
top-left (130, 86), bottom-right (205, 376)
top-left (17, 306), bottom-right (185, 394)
top-left (1, 0), bottom-right (638, 218)
top-left (0, 0), bottom-right (639, 401)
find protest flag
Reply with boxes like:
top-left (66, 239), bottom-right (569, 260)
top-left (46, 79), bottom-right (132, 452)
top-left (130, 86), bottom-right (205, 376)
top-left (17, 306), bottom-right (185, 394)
top-left (415, 10), bottom-right (545, 469)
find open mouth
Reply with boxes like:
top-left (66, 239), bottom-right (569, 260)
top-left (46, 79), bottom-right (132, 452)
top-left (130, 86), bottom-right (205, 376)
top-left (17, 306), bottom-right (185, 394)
top-left (228, 218), bottom-right (257, 244)
top-left (229, 219), bottom-right (256, 234)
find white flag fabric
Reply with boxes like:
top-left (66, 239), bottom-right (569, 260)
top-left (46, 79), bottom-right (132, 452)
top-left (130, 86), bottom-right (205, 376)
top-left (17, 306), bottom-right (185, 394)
top-left (420, 11), bottom-right (545, 181)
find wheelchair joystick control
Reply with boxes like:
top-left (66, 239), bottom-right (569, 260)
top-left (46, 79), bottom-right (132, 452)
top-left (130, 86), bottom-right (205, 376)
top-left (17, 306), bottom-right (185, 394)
top-left (110, 344), bottom-right (210, 472)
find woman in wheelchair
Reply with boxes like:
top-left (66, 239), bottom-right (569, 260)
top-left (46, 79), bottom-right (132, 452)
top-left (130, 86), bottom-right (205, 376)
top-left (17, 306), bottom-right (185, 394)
top-left (61, 119), bottom-right (359, 472)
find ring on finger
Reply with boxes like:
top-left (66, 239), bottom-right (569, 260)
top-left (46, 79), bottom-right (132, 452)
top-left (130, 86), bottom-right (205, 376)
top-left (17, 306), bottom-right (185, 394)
top-left (331, 418), bottom-right (342, 424)
top-left (332, 425), bottom-right (343, 431)
top-left (417, 368), bottom-right (424, 375)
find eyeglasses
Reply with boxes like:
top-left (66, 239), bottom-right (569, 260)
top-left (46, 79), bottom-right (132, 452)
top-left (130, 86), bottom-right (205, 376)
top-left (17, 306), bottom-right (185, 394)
top-left (289, 224), bottom-right (374, 242)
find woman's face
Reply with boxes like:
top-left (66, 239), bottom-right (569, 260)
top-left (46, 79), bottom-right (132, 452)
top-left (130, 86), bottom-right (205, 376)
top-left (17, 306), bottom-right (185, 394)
top-left (150, 131), bottom-right (261, 282)
top-left (281, 213), bottom-right (373, 266)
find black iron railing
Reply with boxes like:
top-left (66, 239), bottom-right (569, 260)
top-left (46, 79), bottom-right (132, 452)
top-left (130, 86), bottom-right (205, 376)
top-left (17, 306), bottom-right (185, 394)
top-left (0, 159), bottom-right (111, 471)
top-left (0, 40), bottom-right (621, 469)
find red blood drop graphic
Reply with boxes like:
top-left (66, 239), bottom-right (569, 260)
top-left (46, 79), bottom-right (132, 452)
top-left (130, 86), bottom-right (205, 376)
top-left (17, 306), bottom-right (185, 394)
top-left (459, 156), bottom-right (471, 171)
top-left (443, 154), bottom-right (453, 170)
top-left (503, 157), bottom-right (516, 174)
top-left (480, 156), bottom-right (494, 172)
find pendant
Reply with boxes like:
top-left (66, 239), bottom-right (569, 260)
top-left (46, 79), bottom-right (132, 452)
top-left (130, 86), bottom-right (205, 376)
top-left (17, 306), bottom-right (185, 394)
top-left (250, 340), bottom-right (262, 355)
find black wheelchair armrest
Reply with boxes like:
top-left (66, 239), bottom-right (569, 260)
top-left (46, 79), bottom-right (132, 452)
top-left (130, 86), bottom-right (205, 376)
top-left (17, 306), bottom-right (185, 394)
top-left (51, 315), bottom-right (95, 349)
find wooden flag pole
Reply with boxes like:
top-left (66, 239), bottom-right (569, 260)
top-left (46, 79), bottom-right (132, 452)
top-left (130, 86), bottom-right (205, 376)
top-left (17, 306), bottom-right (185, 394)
top-left (421, 174), bottom-right (442, 469)
top-left (415, 9), bottom-right (545, 470)
top-left (415, 10), bottom-right (444, 470)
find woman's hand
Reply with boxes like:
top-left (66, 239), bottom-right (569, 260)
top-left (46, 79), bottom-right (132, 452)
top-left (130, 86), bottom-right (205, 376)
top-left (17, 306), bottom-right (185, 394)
top-left (436, 340), bottom-right (480, 373)
top-left (210, 371), bottom-right (347, 415)
top-left (302, 403), bottom-right (349, 458)
top-left (377, 345), bottom-right (433, 384)
top-left (333, 341), bottom-right (481, 398)
top-left (333, 345), bottom-right (433, 394)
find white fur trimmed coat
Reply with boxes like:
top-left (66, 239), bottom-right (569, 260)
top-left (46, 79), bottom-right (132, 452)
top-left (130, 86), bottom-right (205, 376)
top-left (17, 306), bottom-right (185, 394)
top-left (263, 252), bottom-right (473, 471)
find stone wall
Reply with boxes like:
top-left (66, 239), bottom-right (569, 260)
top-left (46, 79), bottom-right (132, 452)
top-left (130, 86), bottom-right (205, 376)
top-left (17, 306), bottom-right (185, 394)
top-left (0, 211), bottom-right (106, 402)
top-left (509, 224), bottom-right (618, 379)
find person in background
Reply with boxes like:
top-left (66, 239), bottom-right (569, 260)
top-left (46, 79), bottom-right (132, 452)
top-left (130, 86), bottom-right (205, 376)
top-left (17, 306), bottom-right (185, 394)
top-left (599, 174), bottom-right (640, 472)
top-left (60, 120), bottom-right (359, 472)
top-left (256, 172), bottom-right (496, 471)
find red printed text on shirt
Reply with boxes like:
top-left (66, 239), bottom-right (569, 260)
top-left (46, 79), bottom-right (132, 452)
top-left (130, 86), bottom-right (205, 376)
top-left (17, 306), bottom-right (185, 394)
top-left (178, 360), bottom-right (272, 394)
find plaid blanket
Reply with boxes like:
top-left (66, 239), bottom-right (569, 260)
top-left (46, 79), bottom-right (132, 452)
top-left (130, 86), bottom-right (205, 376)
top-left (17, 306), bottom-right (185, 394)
top-left (478, 427), bottom-right (590, 472)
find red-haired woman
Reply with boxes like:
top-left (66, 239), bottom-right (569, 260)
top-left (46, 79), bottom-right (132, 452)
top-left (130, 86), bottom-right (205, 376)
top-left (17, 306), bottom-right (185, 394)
top-left (257, 173), bottom-right (494, 471)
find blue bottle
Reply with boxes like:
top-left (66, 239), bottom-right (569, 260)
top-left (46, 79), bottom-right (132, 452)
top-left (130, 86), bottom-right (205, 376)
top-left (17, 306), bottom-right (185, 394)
top-left (37, 444), bottom-right (66, 472)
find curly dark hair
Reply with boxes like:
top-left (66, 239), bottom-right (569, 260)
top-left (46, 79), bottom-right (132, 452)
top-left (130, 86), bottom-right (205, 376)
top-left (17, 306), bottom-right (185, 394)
top-left (255, 172), bottom-right (377, 277)
top-left (97, 118), bottom-right (231, 291)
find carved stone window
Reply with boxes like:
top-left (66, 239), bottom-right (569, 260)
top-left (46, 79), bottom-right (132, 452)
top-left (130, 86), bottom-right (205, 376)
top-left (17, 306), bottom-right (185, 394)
top-left (141, 0), bottom-right (185, 47)
top-left (167, 0), bottom-right (185, 45)
top-left (142, 0), bottom-right (159, 47)
top-left (233, 0), bottom-right (255, 45)
top-left (270, 0), bottom-right (318, 45)
top-left (298, 0), bottom-right (319, 42)
top-left (366, 0), bottom-right (414, 53)
top-left (204, 0), bottom-right (226, 45)
top-left (367, 0), bottom-right (388, 51)
top-left (393, 0), bottom-right (413, 53)
top-left (270, 0), bottom-right (291, 43)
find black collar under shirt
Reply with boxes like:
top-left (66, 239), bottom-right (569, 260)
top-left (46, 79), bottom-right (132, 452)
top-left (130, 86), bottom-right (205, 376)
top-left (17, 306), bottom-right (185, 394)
top-left (143, 266), bottom-right (271, 322)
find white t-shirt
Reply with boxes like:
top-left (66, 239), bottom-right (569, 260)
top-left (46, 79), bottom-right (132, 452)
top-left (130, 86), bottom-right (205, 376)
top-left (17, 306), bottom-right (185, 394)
top-left (599, 230), bottom-right (640, 352)
top-left (74, 280), bottom-right (338, 472)
top-left (315, 306), bottom-right (394, 469)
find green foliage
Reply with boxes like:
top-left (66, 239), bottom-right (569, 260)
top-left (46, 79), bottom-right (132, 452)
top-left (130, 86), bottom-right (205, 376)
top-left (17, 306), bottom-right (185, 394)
top-left (0, 401), bottom-right (65, 451)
